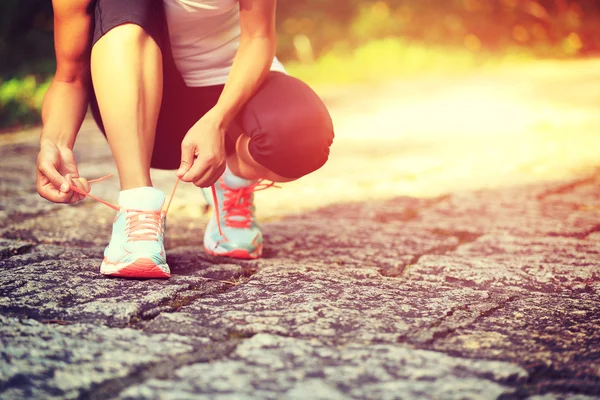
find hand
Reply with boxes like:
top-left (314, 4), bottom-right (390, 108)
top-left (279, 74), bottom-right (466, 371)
top-left (177, 112), bottom-right (227, 187)
top-left (36, 140), bottom-right (90, 203)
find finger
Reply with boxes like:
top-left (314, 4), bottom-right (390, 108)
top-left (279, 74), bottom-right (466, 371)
top-left (39, 162), bottom-right (70, 193)
top-left (62, 174), bottom-right (79, 202)
top-left (214, 163), bottom-right (226, 182)
top-left (196, 163), bottom-right (225, 188)
top-left (73, 177), bottom-right (91, 193)
top-left (65, 173), bottom-right (75, 189)
top-left (177, 141), bottom-right (195, 178)
top-left (62, 155), bottom-right (84, 202)
top-left (67, 190), bottom-right (81, 203)
top-left (38, 186), bottom-right (70, 203)
top-left (182, 156), bottom-right (212, 184)
top-left (36, 169), bottom-right (59, 202)
top-left (69, 177), bottom-right (89, 203)
top-left (76, 177), bottom-right (91, 202)
top-left (193, 168), bottom-right (214, 188)
top-left (63, 174), bottom-right (80, 202)
top-left (37, 170), bottom-right (74, 203)
top-left (193, 161), bottom-right (224, 188)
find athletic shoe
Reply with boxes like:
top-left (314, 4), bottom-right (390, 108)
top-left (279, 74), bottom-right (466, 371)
top-left (100, 207), bottom-right (170, 278)
top-left (202, 170), bottom-right (272, 259)
top-left (68, 176), bottom-right (179, 279)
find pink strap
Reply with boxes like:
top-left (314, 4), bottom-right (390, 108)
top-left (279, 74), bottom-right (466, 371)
top-left (69, 174), bottom-right (120, 211)
top-left (211, 185), bottom-right (223, 237)
top-left (68, 174), bottom-right (182, 214)
top-left (68, 175), bottom-right (223, 236)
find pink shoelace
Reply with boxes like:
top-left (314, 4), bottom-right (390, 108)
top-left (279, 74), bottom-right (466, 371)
top-left (69, 175), bottom-right (225, 239)
top-left (70, 175), bottom-right (277, 245)
top-left (125, 210), bottom-right (163, 242)
top-left (220, 179), bottom-right (277, 229)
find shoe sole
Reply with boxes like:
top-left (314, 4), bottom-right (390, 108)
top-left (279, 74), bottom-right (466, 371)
top-left (204, 244), bottom-right (262, 260)
top-left (101, 258), bottom-right (170, 279)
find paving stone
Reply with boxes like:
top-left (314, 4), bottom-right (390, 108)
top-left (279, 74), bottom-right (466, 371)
top-left (0, 244), bottom-right (247, 326)
top-left (145, 263), bottom-right (493, 344)
top-left (431, 294), bottom-right (600, 396)
top-left (0, 315), bottom-right (230, 400)
top-left (0, 239), bottom-right (34, 259)
top-left (119, 333), bottom-right (527, 400)
top-left (414, 187), bottom-right (600, 239)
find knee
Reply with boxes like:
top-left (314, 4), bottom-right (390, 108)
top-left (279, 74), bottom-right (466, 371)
top-left (91, 22), bottom-right (162, 75)
top-left (248, 110), bottom-right (335, 180)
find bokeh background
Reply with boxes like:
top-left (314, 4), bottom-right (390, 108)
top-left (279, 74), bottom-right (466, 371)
top-left (1, 0), bottom-right (600, 130)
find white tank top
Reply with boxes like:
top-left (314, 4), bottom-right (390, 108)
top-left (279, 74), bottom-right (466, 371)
top-left (163, 0), bottom-right (286, 87)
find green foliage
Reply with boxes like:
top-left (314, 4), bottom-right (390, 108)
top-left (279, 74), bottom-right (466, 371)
top-left (0, 76), bottom-right (51, 129)
top-left (0, 0), bottom-right (54, 129)
top-left (0, 0), bottom-right (54, 78)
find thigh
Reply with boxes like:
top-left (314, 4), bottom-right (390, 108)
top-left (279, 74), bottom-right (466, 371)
top-left (86, 0), bottom-right (213, 170)
top-left (236, 72), bottom-right (335, 179)
top-left (92, 0), bottom-right (167, 50)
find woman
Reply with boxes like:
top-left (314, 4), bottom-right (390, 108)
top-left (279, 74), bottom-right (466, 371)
top-left (37, 0), bottom-right (334, 279)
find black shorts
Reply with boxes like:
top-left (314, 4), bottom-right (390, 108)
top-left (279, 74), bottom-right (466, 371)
top-left (90, 0), bottom-right (334, 179)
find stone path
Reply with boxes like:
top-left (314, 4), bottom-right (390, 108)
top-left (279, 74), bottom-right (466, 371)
top-left (1, 60), bottom-right (600, 399)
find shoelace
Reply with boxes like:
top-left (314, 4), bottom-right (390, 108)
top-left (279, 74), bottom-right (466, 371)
top-left (68, 175), bottom-right (223, 240)
top-left (221, 179), bottom-right (277, 229)
top-left (70, 175), bottom-right (277, 247)
top-left (125, 209), bottom-right (163, 242)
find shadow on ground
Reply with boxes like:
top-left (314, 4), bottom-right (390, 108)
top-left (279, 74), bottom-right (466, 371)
top-left (2, 172), bottom-right (600, 399)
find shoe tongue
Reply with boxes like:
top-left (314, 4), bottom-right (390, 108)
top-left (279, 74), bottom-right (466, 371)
top-left (118, 187), bottom-right (165, 211)
top-left (223, 170), bottom-right (255, 189)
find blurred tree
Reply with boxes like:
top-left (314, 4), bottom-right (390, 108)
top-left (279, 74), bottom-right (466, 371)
top-left (276, 0), bottom-right (600, 60)
top-left (0, 0), bottom-right (54, 79)
top-left (2, 0), bottom-right (600, 78)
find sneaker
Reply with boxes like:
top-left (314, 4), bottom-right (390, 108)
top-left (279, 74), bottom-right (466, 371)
top-left (202, 169), bottom-right (271, 259)
top-left (100, 187), bottom-right (170, 279)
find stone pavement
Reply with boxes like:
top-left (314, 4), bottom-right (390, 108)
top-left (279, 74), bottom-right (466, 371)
top-left (2, 60), bottom-right (600, 399)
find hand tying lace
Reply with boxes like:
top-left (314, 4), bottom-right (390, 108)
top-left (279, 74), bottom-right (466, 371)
top-left (68, 174), bottom-right (179, 213)
top-left (67, 175), bottom-right (227, 237)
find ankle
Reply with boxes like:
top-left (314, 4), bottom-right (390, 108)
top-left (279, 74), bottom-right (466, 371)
top-left (226, 156), bottom-right (258, 181)
top-left (118, 171), bottom-right (152, 190)
top-left (118, 186), bottom-right (165, 211)
top-left (120, 181), bottom-right (153, 191)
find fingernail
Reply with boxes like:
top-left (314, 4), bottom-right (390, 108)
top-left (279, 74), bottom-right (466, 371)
top-left (60, 183), bottom-right (69, 192)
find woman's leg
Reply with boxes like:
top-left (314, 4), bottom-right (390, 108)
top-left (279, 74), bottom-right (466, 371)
top-left (89, 0), bottom-right (167, 190)
top-left (202, 72), bottom-right (334, 259)
top-left (91, 24), bottom-right (162, 190)
top-left (88, 0), bottom-right (172, 279)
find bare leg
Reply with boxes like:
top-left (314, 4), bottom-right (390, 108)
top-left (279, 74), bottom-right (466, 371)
top-left (91, 24), bottom-right (162, 190)
top-left (226, 135), bottom-right (296, 183)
